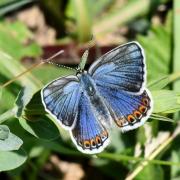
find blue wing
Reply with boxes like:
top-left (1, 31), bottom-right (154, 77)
top-left (97, 85), bottom-right (153, 131)
top-left (88, 41), bottom-right (145, 94)
top-left (70, 93), bottom-right (109, 154)
top-left (41, 75), bottom-right (81, 130)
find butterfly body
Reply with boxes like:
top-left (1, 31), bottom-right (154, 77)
top-left (41, 41), bottom-right (153, 154)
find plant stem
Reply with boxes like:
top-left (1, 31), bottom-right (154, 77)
top-left (125, 122), bottom-right (180, 180)
top-left (0, 107), bottom-right (16, 124)
top-left (1, 62), bottom-right (43, 88)
top-left (1, 50), bottom-right (64, 88)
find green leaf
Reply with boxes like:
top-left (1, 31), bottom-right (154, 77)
top-left (173, 0), bottom-right (180, 90)
top-left (0, 86), bottom-right (2, 100)
top-left (0, 125), bottom-right (9, 140)
top-left (0, 108), bottom-right (16, 124)
top-left (152, 90), bottom-right (180, 113)
top-left (32, 65), bottom-right (76, 84)
top-left (138, 11), bottom-right (172, 82)
top-left (171, 150), bottom-right (180, 180)
top-left (0, 21), bottom-right (42, 60)
top-left (0, 133), bottom-right (23, 151)
top-left (0, 0), bottom-right (34, 16)
top-left (136, 126), bottom-right (146, 145)
top-left (71, 0), bottom-right (92, 42)
top-left (0, 148), bottom-right (27, 171)
top-left (23, 90), bottom-right (46, 115)
top-left (15, 87), bottom-right (36, 118)
top-left (0, 51), bottom-right (42, 90)
top-left (19, 115), bottom-right (60, 140)
top-left (93, 0), bottom-right (150, 36)
top-left (148, 75), bottom-right (171, 90)
top-left (135, 164), bottom-right (164, 180)
top-left (148, 72), bottom-right (180, 91)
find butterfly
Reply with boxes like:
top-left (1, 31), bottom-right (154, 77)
top-left (41, 41), bottom-right (153, 154)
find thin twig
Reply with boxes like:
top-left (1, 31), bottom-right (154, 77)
top-left (1, 50), bottom-right (64, 88)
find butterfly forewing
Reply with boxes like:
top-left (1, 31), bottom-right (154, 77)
top-left (88, 42), bottom-right (145, 94)
top-left (41, 75), bottom-right (81, 130)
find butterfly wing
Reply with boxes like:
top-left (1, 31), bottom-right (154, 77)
top-left (70, 93), bottom-right (109, 154)
top-left (88, 41), bottom-right (153, 131)
top-left (41, 75), bottom-right (81, 130)
top-left (88, 41), bottom-right (145, 94)
top-left (97, 86), bottom-right (153, 131)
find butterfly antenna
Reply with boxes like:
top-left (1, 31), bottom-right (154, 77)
top-left (42, 50), bottom-right (76, 71)
top-left (77, 37), bottom-right (96, 72)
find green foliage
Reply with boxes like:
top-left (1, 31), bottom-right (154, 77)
top-left (0, 1), bottom-right (180, 180)
top-left (0, 125), bottom-right (23, 151)
top-left (19, 116), bottom-right (60, 140)
top-left (0, 125), bottom-right (9, 140)
top-left (0, 0), bottom-right (34, 17)
top-left (0, 149), bottom-right (27, 171)
top-left (0, 21), bottom-right (42, 60)
top-left (135, 164), bottom-right (164, 180)
top-left (137, 12), bottom-right (172, 82)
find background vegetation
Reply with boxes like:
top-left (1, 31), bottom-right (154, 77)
top-left (0, 0), bottom-right (180, 179)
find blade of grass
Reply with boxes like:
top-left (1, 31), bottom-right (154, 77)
top-left (151, 114), bottom-right (175, 123)
top-left (72, 0), bottom-right (92, 42)
top-left (0, 107), bottom-right (16, 124)
top-left (148, 72), bottom-right (180, 90)
top-left (0, 0), bottom-right (34, 16)
top-left (93, 0), bottom-right (150, 37)
top-left (173, 0), bottom-right (180, 121)
top-left (0, 50), bottom-right (64, 89)
top-left (98, 152), bottom-right (180, 167)
top-left (125, 122), bottom-right (180, 180)
top-left (173, 0), bottom-right (180, 90)
top-left (0, 51), bottom-right (41, 91)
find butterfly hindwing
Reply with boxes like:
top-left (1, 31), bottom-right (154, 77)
top-left (97, 85), bottom-right (153, 131)
top-left (88, 41), bottom-right (145, 94)
top-left (70, 93), bottom-right (109, 154)
top-left (41, 75), bottom-right (81, 130)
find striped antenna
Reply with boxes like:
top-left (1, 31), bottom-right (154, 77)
top-left (42, 50), bottom-right (76, 71)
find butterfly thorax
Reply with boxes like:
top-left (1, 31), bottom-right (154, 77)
top-left (78, 72), bottom-right (96, 96)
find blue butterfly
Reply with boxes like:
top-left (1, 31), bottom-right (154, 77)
top-left (41, 41), bottom-right (153, 154)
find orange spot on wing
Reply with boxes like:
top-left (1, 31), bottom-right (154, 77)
top-left (133, 110), bottom-right (141, 119)
top-left (90, 139), bottom-right (96, 147)
top-left (139, 105), bottom-right (147, 113)
top-left (83, 140), bottom-right (90, 148)
top-left (95, 136), bottom-right (101, 144)
top-left (127, 115), bottom-right (135, 122)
